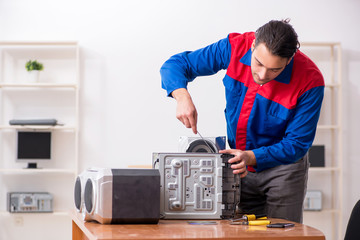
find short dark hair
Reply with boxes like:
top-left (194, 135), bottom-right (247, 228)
top-left (255, 19), bottom-right (300, 59)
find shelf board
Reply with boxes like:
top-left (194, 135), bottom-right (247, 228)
top-left (301, 42), bottom-right (341, 47)
top-left (317, 125), bottom-right (339, 130)
top-left (0, 83), bottom-right (77, 88)
top-left (0, 125), bottom-right (76, 131)
top-left (309, 167), bottom-right (340, 172)
top-left (325, 83), bottom-right (341, 88)
top-left (0, 211), bottom-right (71, 216)
top-left (0, 41), bottom-right (77, 46)
top-left (304, 209), bottom-right (340, 214)
top-left (0, 168), bottom-right (76, 174)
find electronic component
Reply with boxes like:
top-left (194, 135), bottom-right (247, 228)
top-left (153, 152), bottom-right (240, 219)
top-left (9, 119), bottom-right (58, 126)
top-left (308, 145), bottom-right (325, 167)
top-left (7, 192), bottom-right (53, 213)
top-left (17, 131), bottom-right (52, 169)
top-left (304, 190), bottom-right (322, 211)
top-left (74, 168), bottom-right (160, 224)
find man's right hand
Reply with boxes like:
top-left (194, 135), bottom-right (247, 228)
top-left (171, 88), bottom-right (198, 134)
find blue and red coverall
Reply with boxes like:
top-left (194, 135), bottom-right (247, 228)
top-left (160, 32), bottom-right (325, 172)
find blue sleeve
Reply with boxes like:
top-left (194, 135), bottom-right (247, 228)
top-left (160, 37), bottom-right (231, 97)
top-left (252, 85), bottom-right (325, 171)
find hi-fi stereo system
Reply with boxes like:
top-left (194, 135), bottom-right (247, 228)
top-left (7, 192), bottom-right (53, 213)
top-left (153, 152), bottom-right (240, 220)
top-left (72, 135), bottom-right (240, 224)
top-left (8, 135), bottom-right (239, 224)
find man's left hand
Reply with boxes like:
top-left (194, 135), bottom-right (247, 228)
top-left (219, 149), bottom-right (257, 178)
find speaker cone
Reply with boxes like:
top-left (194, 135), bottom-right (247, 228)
top-left (74, 176), bottom-right (82, 211)
top-left (186, 139), bottom-right (216, 153)
top-left (84, 179), bottom-right (94, 213)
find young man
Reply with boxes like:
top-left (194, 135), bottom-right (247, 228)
top-left (160, 19), bottom-right (324, 223)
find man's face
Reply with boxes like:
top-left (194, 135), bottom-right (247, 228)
top-left (250, 41), bottom-right (291, 85)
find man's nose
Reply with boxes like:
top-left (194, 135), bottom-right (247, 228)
top-left (258, 68), bottom-right (269, 80)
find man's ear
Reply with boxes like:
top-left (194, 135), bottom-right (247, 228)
top-left (251, 39), bottom-right (255, 52)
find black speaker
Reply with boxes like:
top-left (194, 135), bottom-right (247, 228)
top-left (308, 145), bottom-right (325, 167)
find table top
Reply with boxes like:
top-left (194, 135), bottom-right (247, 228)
top-left (72, 212), bottom-right (325, 240)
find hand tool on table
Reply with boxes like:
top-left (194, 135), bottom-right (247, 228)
top-left (230, 214), bottom-right (267, 222)
top-left (230, 220), bottom-right (271, 226)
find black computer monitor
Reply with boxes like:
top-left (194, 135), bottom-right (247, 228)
top-left (17, 131), bottom-right (51, 168)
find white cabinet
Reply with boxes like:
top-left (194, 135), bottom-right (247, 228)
top-left (0, 42), bottom-right (79, 240)
top-left (301, 42), bottom-right (343, 240)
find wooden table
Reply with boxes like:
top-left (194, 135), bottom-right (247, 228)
top-left (72, 212), bottom-right (325, 240)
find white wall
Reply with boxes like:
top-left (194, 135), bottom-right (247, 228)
top-left (0, 0), bottom-right (359, 239)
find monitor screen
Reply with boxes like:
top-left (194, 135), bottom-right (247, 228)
top-left (17, 131), bottom-right (51, 159)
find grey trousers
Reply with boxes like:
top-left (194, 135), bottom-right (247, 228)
top-left (238, 154), bottom-right (309, 223)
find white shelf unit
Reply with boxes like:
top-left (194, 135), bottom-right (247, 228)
top-left (301, 42), bottom-right (343, 240)
top-left (0, 42), bottom-right (79, 240)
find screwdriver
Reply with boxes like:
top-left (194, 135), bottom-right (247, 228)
top-left (230, 220), bottom-right (271, 226)
top-left (231, 214), bottom-right (267, 222)
top-left (197, 131), bottom-right (215, 153)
